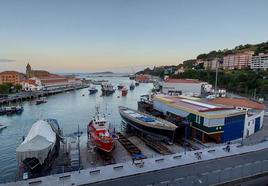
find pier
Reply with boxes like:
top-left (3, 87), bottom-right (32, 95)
top-left (0, 85), bottom-right (89, 105)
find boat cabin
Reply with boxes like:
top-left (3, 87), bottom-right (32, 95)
top-left (93, 117), bottom-right (109, 131)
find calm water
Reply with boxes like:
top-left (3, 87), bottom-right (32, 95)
top-left (0, 77), bottom-right (153, 183)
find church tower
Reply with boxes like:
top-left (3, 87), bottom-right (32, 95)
top-left (26, 63), bottom-right (32, 78)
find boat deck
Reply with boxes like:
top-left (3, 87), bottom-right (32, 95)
top-left (121, 107), bottom-right (177, 128)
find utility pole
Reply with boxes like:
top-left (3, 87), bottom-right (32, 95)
top-left (214, 59), bottom-right (219, 97)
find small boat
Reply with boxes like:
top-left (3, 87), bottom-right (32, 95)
top-left (121, 87), bottom-right (128, 96)
top-left (129, 74), bottom-right (135, 80)
top-left (88, 86), bottom-right (98, 95)
top-left (0, 107), bottom-right (6, 115)
top-left (5, 107), bottom-right (16, 115)
top-left (0, 123), bottom-right (7, 131)
top-left (16, 119), bottom-right (61, 174)
top-left (119, 106), bottom-right (177, 143)
top-left (87, 107), bottom-right (115, 153)
top-left (36, 97), bottom-right (47, 105)
top-left (129, 82), bottom-right (135, 90)
top-left (15, 105), bottom-right (24, 114)
top-left (101, 83), bottom-right (115, 96)
top-left (117, 84), bottom-right (124, 90)
top-left (135, 81), bottom-right (139, 86)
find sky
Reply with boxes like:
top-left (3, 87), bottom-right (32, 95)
top-left (0, 0), bottom-right (268, 73)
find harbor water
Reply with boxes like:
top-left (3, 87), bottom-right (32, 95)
top-left (0, 77), bottom-right (153, 183)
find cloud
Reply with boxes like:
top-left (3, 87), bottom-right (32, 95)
top-left (0, 58), bottom-right (16, 63)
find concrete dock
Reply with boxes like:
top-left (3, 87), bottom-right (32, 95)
top-left (4, 137), bottom-right (268, 186)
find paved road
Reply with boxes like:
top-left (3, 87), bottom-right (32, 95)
top-left (89, 147), bottom-right (268, 186)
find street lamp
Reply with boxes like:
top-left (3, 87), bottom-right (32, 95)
top-left (214, 59), bottom-right (223, 97)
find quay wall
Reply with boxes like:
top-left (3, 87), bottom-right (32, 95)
top-left (0, 85), bottom-right (89, 105)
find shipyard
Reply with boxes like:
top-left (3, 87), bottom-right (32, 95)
top-left (0, 65), bottom-right (268, 185)
top-left (1, 1), bottom-right (268, 185)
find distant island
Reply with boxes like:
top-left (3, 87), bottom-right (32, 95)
top-left (90, 71), bottom-right (114, 75)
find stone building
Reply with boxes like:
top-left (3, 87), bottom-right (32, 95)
top-left (26, 63), bottom-right (50, 78)
top-left (0, 71), bottom-right (25, 85)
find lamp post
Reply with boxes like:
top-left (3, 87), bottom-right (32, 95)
top-left (214, 60), bottom-right (218, 97)
top-left (214, 58), bottom-right (223, 98)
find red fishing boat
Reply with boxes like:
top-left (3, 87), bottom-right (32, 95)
top-left (87, 107), bottom-right (115, 153)
top-left (121, 87), bottom-right (128, 96)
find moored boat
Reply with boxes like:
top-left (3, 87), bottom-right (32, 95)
top-left (129, 82), bottom-right (135, 90)
top-left (117, 83), bottom-right (124, 90)
top-left (129, 74), bottom-right (135, 80)
top-left (119, 106), bottom-right (177, 143)
top-left (36, 97), bottom-right (47, 105)
top-left (15, 105), bottom-right (24, 114)
top-left (121, 87), bottom-right (128, 96)
top-left (87, 107), bottom-right (115, 153)
top-left (16, 119), bottom-right (61, 175)
top-left (0, 107), bottom-right (6, 115)
top-left (5, 106), bottom-right (16, 115)
top-left (0, 105), bottom-right (24, 115)
top-left (135, 81), bottom-right (139, 86)
top-left (0, 123), bottom-right (7, 131)
top-left (101, 83), bottom-right (115, 96)
top-left (88, 86), bottom-right (98, 95)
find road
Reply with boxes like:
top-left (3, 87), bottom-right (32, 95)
top-left (88, 147), bottom-right (268, 186)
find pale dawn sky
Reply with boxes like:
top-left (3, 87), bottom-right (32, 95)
top-left (0, 0), bottom-right (268, 73)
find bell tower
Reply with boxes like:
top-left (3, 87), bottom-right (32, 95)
top-left (26, 63), bottom-right (32, 78)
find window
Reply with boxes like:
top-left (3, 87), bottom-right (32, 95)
top-left (196, 115), bottom-right (201, 124)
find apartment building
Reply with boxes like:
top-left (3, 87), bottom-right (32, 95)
top-left (251, 53), bottom-right (268, 70)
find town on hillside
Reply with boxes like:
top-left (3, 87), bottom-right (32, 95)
top-left (136, 41), bottom-right (268, 100)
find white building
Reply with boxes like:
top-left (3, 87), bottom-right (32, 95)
top-left (251, 53), bottom-right (268, 70)
top-left (22, 75), bottom-right (82, 91)
top-left (161, 78), bottom-right (211, 97)
top-left (22, 78), bottom-right (44, 91)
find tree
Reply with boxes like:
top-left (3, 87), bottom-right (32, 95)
top-left (0, 83), bottom-right (10, 94)
top-left (14, 84), bottom-right (22, 92)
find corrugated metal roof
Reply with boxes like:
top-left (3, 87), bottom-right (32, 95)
top-left (209, 98), bottom-right (265, 110)
top-left (164, 79), bottom-right (204, 84)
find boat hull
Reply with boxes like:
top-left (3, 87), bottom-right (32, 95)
top-left (101, 89), bottom-right (115, 96)
top-left (129, 86), bottom-right (135, 90)
top-left (89, 89), bottom-right (98, 94)
top-left (119, 108), bottom-right (176, 142)
top-left (118, 85), bottom-right (124, 90)
top-left (88, 123), bottom-right (114, 153)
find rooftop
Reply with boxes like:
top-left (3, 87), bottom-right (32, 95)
top-left (208, 97), bottom-right (265, 110)
top-left (0, 71), bottom-right (24, 75)
top-left (164, 78), bottom-right (204, 84)
top-left (154, 95), bottom-right (244, 118)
